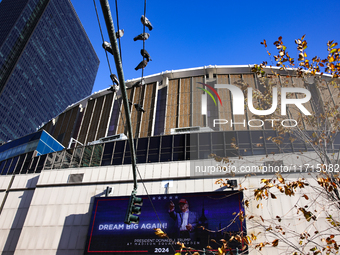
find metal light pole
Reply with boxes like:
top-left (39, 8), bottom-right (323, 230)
top-left (99, 0), bottom-right (138, 190)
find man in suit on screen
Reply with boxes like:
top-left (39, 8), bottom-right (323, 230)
top-left (169, 199), bottom-right (199, 240)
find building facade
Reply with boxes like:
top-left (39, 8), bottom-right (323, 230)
top-left (0, 65), bottom-right (339, 254)
top-left (0, 0), bottom-right (99, 142)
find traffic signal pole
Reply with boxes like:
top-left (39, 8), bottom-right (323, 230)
top-left (99, 0), bottom-right (138, 191)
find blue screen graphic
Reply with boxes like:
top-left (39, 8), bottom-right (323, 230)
top-left (84, 191), bottom-right (246, 254)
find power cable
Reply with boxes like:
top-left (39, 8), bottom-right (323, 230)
top-left (115, 0), bottom-right (123, 61)
top-left (93, 0), bottom-right (113, 75)
top-left (136, 0), bottom-right (148, 109)
top-left (136, 166), bottom-right (177, 254)
top-left (93, 0), bottom-right (127, 132)
top-left (142, 0), bottom-right (147, 79)
top-left (95, 4), bottom-right (167, 249)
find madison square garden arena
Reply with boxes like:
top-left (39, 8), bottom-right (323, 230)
top-left (0, 65), bottom-right (339, 254)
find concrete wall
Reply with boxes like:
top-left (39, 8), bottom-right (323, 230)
top-left (0, 158), bottom-right (337, 254)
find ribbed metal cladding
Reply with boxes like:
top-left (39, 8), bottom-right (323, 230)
top-left (77, 99), bottom-right (96, 144)
top-left (35, 68), bottom-right (340, 145)
top-left (63, 106), bottom-right (80, 147)
top-left (97, 93), bottom-right (114, 140)
top-left (192, 76), bottom-right (204, 128)
top-left (86, 96), bottom-right (104, 143)
top-left (216, 74), bottom-right (233, 131)
top-left (165, 79), bottom-right (179, 135)
top-left (178, 78), bottom-right (191, 128)
top-left (230, 74), bottom-right (248, 131)
top-left (291, 76), bottom-right (313, 130)
top-left (130, 85), bottom-right (143, 138)
top-left (116, 89), bottom-right (133, 135)
top-left (56, 108), bottom-right (73, 144)
top-left (42, 120), bottom-right (53, 135)
top-left (280, 75), bottom-right (299, 128)
top-left (139, 83), bottom-right (157, 138)
top-left (52, 111), bottom-right (66, 139)
top-left (242, 73), bottom-right (261, 130)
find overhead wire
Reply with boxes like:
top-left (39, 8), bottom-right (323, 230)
top-left (94, 2), bottom-right (174, 251)
top-left (134, 2), bottom-right (177, 253)
top-left (136, 166), bottom-right (177, 254)
top-left (115, 0), bottom-right (122, 61)
top-left (93, 0), bottom-right (126, 130)
top-left (93, 0), bottom-right (112, 75)
top-left (137, 0), bottom-right (147, 106)
top-left (141, 0), bottom-right (147, 79)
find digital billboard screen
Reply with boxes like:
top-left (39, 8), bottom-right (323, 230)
top-left (84, 191), bottom-right (246, 254)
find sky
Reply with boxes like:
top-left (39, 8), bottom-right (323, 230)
top-left (71, 0), bottom-right (340, 94)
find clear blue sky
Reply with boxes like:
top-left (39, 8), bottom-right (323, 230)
top-left (71, 0), bottom-right (340, 94)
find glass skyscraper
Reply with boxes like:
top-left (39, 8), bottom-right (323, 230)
top-left (0, 0), bottom-right (99, 142)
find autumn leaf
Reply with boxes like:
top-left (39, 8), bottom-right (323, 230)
top-left (244, 200), bottom-right (250, 207)
top-left (154, 228), bottom-right (167, 238)
top-left (217, 246), bottom-right (227, 255)
top-left (177, 241), bottom-right (185, 248)
top-left (272, 239), bottom-right (279, 247)
top-left (276, 173), bottom-right (285, 183)
top-left (298, 208), bottom-right (316, 222)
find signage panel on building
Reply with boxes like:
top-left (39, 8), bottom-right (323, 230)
top-left (84, 191), bottom-right (246, 254)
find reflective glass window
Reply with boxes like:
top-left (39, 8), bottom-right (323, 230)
top-left (148, 137), bottom-right (160, 163)
top-left (36, 154), bottom-right (47, 173)
top-left (101, 142), bottom-right (114, 166)
top-left (279, 133), bottom-right (294, 153)
top-left (53, 151), bottom-right (65, 169)
top-left (264, 130), bottom-right (280, 154)
top-left (28, 156), bottom-right (39, 173)
top-left (61, 149), bottom-right (73, 169)
top-left (70, 147), bottom-right (83, 168)
top-left (112, 140), bottom-right (125, 165)
top-left (154, 87), bottom-right (167, 136)
top-left (199, 133), bottom-right (211, 159)
top-left (211, 132), bottom-right (224, 157)
top-left (251, 131), bottom-right (265, 155)
top-left (44, 153), bottom-right (55, 170)
top-left (187, 133), bottom-right (198, 160)
top-left (1, 159), bottom-right (11, 175)
top-left (136, 138), bottom-right (148, 164)
top-left (160, 136), bottom-right (172, 162)
top-left (173, 134), bottom-right (185, 161)
top-left (91, 144), bottom-right (103, 167)
top-left (81, 146), bottom-right (93, 167)
top-left (0, 161), bottom-right (5, 173)
top-left (21, 151), bottom-right (33, 174)
top-left (237, 131), bottom-right (252, 156)
top-left (7, 156), bottom-right (19, 175)
top-left (14, 154), bottom-right (26, 174)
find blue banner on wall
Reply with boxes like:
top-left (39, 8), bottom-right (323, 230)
top-left (84, 191), bottom-right (246, 254)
